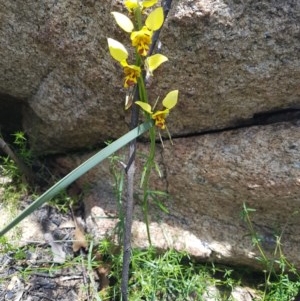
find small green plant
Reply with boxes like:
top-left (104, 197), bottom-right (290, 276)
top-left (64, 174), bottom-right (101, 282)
top-left (129, 248), bottom-right (208, 300)
top-left (48, 190), bottom-right (77, 213)
top-left (241, 202), bottom-right (300, 301)
top-left (0, 156), bottom-right (20, 180)
top-left (0, 236), bottom-right (14, 253)
top-left (11, 131), bottom-right (33, 166)
top-left (0, 131), bottom-right (34, 184)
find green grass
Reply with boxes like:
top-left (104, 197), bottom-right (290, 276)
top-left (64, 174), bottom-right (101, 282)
top-left (97, 238), bottom-right (249, 300)
top-left (86, 241), bottom-right (300, 301)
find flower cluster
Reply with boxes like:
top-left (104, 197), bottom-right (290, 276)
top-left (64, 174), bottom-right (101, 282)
top-left (136, 90), bottom-right (178, 129)
top-left (107, 0), bottom-right (178, 130)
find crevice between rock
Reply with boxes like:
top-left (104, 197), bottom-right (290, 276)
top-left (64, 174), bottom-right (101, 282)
top-left (171, 107), bottom-right (300, 140)
top-left (0, 94), bottom-right (24, 145)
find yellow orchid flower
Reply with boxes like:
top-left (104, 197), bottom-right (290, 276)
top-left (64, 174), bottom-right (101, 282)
top-left (107, 38), bottom-right (166, 88)
top-left (135, 90), bottom-right (178, 129)
top-left (107, 38), bottom-right (141, 88)
top-left (111, 7), bottom-right (164, 56)
top-left (130, 26), bottom-right (153, 56)
top-left (124, 0), bottom-right (158, 12)
top-left (122, 62), bottom-right (141, 88)
top-left (131, 7), bottom-right (164, 56)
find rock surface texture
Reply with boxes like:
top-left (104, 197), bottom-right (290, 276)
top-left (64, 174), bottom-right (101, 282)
top-left (1, 0), bottom-right (299, 153)
top-left (54, 121), bottom-right (300, 268)
top-left (1, 0), bottom-right (300, 268)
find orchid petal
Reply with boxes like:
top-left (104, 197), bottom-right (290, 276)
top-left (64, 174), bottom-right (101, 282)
top-left (146, 54), bottom-right (168, 74)
top-left (107, 38), bottom-right (128, 62)
top-left (135, 101), bottom-right (153, 114)
top-left (152, 109), bottom-right (169, 118)
top-left (145, 7), bottom-right (164, 31)
top-left (111, 12), bottom-right (134, 33)
top-left (124, 0), bottom-right (139, 10)
top-left (142, 0), bottom-right (158, 8)
top-left (162, 90), bottom-right (178, 109)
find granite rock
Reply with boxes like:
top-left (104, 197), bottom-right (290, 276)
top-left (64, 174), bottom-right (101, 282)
top-left (52, 121), bottom-right (300, 268)
top-left (0, 0), bottom-right (299, 152)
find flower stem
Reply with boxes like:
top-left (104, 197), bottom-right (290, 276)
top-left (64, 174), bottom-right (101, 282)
top-left (141, 125), bottom-right (156, 245)
top-left (137, 73), bottom-right (156, 246)
top-left (122, 9), bottom-right (145, 301)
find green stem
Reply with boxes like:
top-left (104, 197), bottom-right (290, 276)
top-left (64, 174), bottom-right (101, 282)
top-left (134, 7), bottom-right (143, 30)
top-left (136, 66), bottom-right (157, 246)
top-left (141, 126), bottom-right (156, 245)
top-left (138, 73), bottom-right (148, 103)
